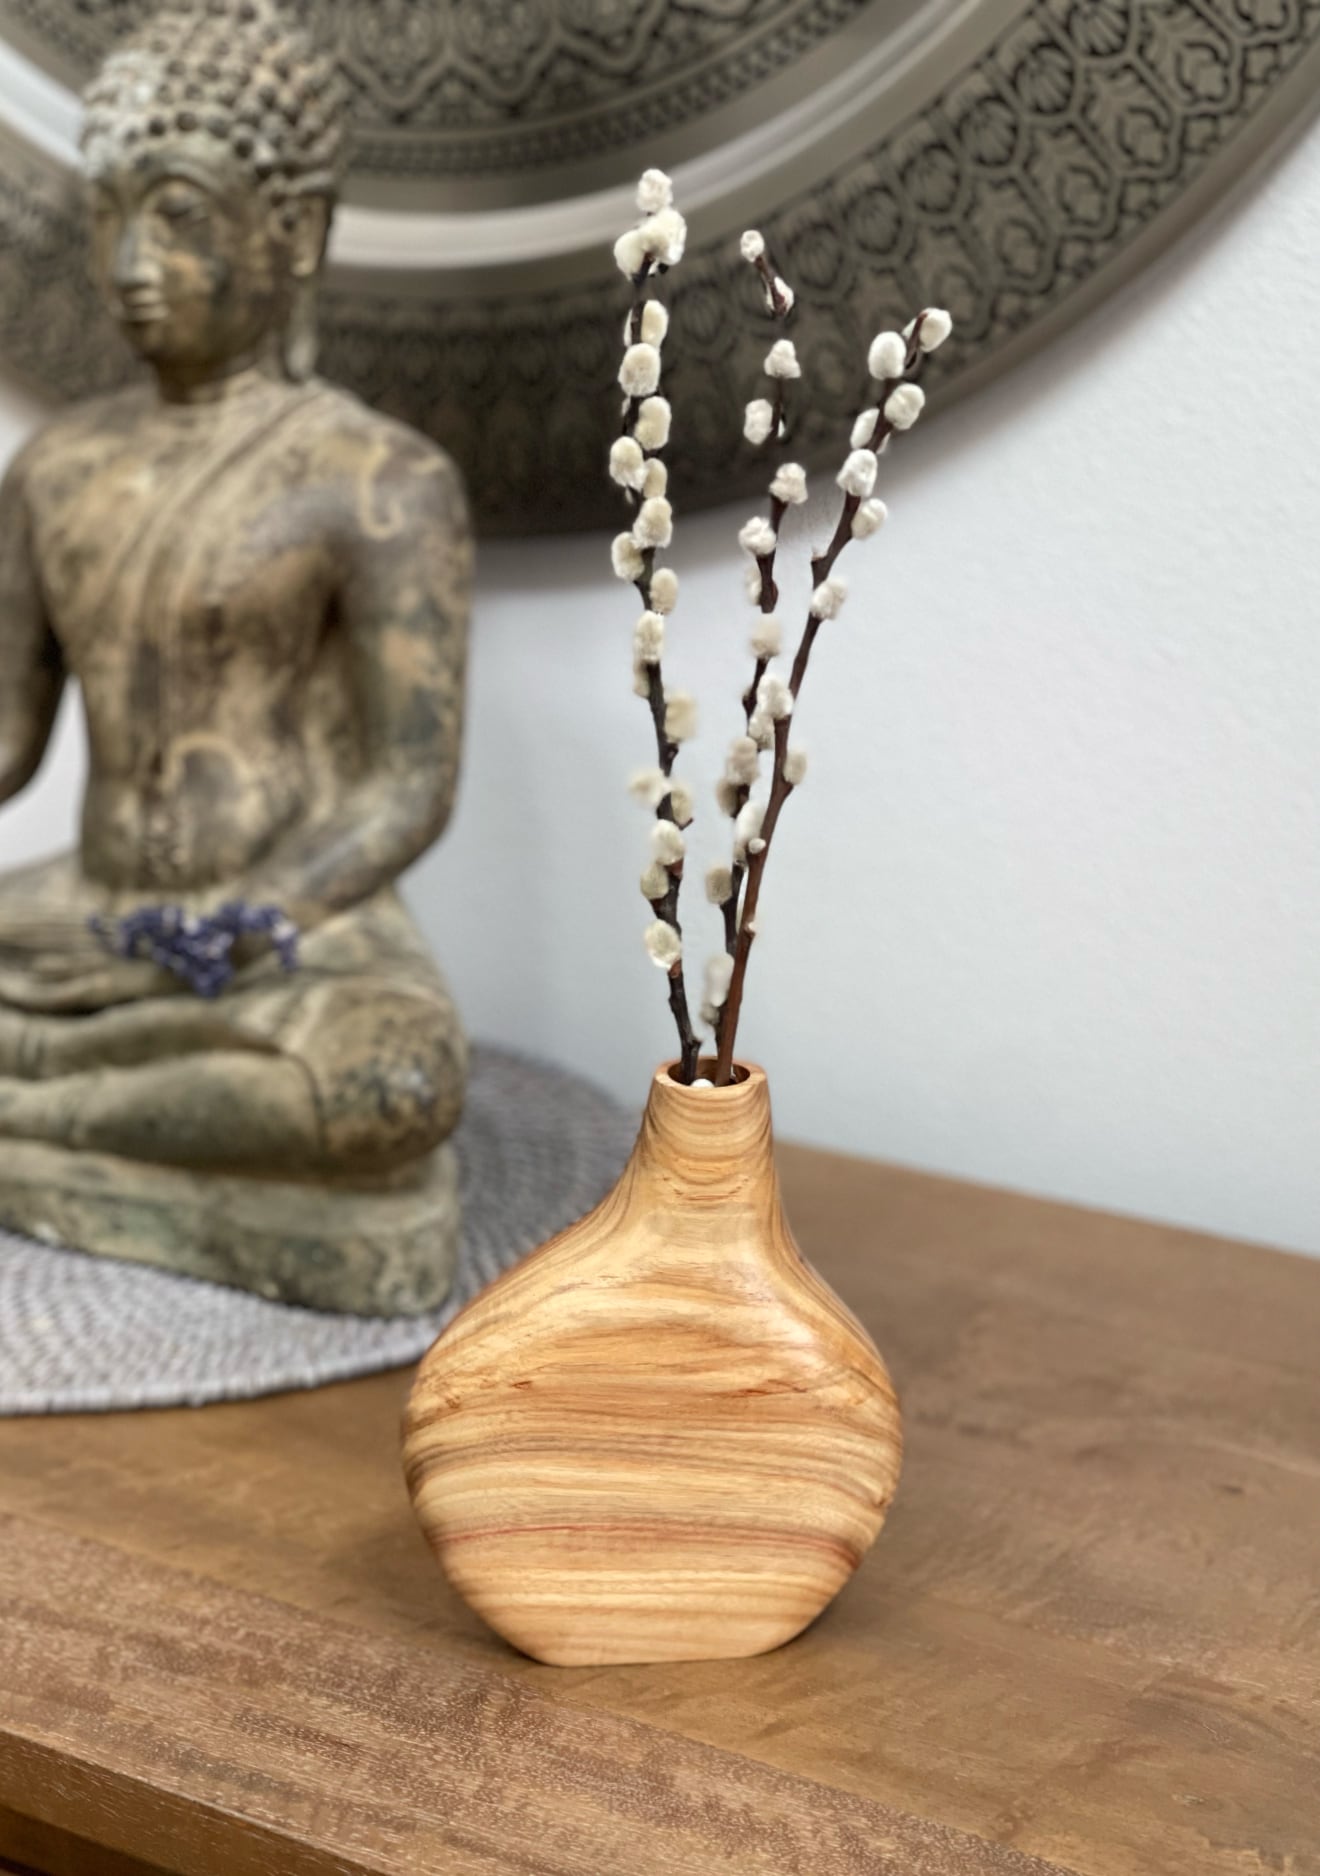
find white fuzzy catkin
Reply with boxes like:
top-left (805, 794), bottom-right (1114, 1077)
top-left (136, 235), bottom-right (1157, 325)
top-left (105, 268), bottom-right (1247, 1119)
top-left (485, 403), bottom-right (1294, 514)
top-left (725, 735), bottom-right (761, 785)
top-left (738, 515), bottom-right (777, 558)
top-left (613, 227), bottom-right (648, 278)
top-left (629, 766), bottom-right (668, 808)
top-left (773, 276), bottom-right (795, 313)
top-left (703, 951), bottom-right (734, 1011)
top-left (609, 435), bottom-right (646, 490)
top-left (669, 779), bottom-right (694, 826)
top-left (836, 448), bottom-right (878, 499)
top-left (744, 564), bottom-right (764, 603)
top-left (611, 533), bottom-right (645, 582)
top-left (651, 820), bottom-right (686, 867)
top-left (867, 330), bottom-right (907, 380)
top-left (783, 747), bottom-right (808, 786)
top-left (664, 689), bottom-right (698, 743)
top-left (747, 709), bottom-right (774, 750)
top-left (633, 495), bottom-right (673, 550)
top-left (884, 382), bottom-right (926, 430)
top-left (641, 457), bottom-right (668, 499)
top-left (644, 919), bottom-right (682, 970)
top-left (639, 860), bottom-right (669, 901)
top-left (851, 407), bottom-right (879, 449)
top-left (852, 498), bottom-right (888, 540)
top-left (636, 168), bottom-right (673, 214)
top-left (639, 206), bottom-right (686, 265)
top-left (756, 671), bottom-right (794, 721)
top-left (743, 398), bottom-right (775, 446)
top-left (750, 613), bottom-right (783, 659)
top-left (634, 396), bottom-right (672, 450)
top-left (764, 338), bottom-right (801, 380)
top-left (734, 796), bottom-right (766, 862)
top-left (650, 566), bottom-right (679, 613)
top-left (706, 863), bottom-right (734, 904)
top-left (810, 574), bottom-right (847, 619)
top-left (634, 611), bottom-right (665, 664)
top-left (640, 299), bottom-right (669, 347)
top-left (714, 775), bottom-right (741, 816)
top-left (740, 229), bottom-right (766, 262)
top-left (918, 306), bottom-right (953, 350)
top-left (619, 343), bottom-right (661, 398)
top-left (769, 462), bottom-right (808, 505)
top-left (633, 663), bottom-right (651, 699)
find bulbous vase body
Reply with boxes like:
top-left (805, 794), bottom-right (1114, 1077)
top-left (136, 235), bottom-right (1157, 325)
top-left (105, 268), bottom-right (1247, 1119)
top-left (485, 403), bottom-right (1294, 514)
top-left (403, 1063), bottom-right (902, 1666)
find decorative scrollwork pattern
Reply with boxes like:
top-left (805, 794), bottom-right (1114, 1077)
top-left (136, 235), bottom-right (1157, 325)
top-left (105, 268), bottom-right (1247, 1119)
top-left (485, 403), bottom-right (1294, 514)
top-left (0, 0), bottom-right (871, 173)
top-left (1, 0), bottom-right (1318, 531)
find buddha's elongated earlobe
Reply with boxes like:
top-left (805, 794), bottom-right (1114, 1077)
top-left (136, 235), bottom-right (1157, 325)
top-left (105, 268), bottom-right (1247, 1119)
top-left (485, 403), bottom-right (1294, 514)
top-left (283, 275), bottom-right (319, 383)
top-left (282, 194), bottom-right (331, 384)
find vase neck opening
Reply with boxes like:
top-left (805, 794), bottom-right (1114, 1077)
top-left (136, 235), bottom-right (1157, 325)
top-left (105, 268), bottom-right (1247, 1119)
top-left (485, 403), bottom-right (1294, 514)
top-left (642, 1060), bottom-right (774, 1183)
top-left (666, 1059), bottom-right (752, 1090)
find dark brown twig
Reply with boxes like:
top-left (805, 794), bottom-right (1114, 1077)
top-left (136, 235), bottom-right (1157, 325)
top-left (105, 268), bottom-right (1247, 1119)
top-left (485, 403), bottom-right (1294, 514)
top-left (619, 259), bottom-right (700, 1082)
top-left (712, 244), bottom-right (797, 975)
top-left (712, 317), bottom-right (928, 1085)
top-left (747, 248), bottom-right (795, 321)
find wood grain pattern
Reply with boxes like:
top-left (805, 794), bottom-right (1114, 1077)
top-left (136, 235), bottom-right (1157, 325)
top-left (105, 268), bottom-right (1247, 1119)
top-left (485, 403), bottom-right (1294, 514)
top-left (0, 1515), bottom-right (1063, 1876)
top-left (0, 1806), bottom-right (168, 1876)
top-left (1, 1146), bottom-right (1319, 1873)
top-left (403, 1065), bottom-right (903, 1665)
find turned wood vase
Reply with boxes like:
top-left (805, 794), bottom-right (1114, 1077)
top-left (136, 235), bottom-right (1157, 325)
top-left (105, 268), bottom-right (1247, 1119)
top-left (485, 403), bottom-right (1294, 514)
top-left (403, 1063), bottom-right (902, 1666)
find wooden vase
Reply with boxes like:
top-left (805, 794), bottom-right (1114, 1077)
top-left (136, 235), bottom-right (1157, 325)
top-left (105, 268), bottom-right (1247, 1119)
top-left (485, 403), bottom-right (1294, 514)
top-left (403, 1062), bottom-right (902, 1666)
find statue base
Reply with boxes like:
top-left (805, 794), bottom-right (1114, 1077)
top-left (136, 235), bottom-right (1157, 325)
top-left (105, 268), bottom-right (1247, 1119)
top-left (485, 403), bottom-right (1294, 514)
top-left (0, 1141), bottom-right (459, 1317)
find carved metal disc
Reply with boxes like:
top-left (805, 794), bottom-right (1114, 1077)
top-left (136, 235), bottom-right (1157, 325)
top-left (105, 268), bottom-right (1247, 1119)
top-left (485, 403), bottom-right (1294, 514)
top-left (1, 0), bottom-right (1318, 533)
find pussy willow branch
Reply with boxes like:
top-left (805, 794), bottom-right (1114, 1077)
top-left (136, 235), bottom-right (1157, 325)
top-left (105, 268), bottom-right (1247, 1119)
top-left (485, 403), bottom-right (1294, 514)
top-left (715, 248), bottom-right (795, 975)
top-left (621, 259), bottom-right (700, 1082)
top-left (746, 249), bottom-right (794, 321)
top-left (742, 494), bottom-right (787, 718)
top-left (712, 317), bottom-right (928, 1086)
top-left (720, 488), bottom-right (787, 952)
top-left (635, 550), bottom-right (698, 1080)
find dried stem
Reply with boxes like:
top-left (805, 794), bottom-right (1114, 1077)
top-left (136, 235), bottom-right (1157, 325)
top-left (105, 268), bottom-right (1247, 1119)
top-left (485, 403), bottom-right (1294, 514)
top-left (712, 319), bottom-right (928, 1085)
top-left (621, 261), bottom-right (700, 1083)
top-left (713, 250), bottom-right (796, 974)
top-left (748, 249), bottom-right (794, 321)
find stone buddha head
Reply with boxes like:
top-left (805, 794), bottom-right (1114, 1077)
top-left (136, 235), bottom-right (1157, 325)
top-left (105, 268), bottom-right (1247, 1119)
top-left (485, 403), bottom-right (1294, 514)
top-left (79, 0), bottom-right (347, 387)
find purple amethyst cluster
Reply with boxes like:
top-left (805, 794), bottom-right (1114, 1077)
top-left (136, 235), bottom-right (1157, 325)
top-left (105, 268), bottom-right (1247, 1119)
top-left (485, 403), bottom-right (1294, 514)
top-left (90, 900), bottom-right (300, 999)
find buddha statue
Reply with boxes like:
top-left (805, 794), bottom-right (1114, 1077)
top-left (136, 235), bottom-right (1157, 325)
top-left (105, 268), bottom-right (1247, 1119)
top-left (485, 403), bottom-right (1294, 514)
top-left (0, 0), bottom-right (472, 1314)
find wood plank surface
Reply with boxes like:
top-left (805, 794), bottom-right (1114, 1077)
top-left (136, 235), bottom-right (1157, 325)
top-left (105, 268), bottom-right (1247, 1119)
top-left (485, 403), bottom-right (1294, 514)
top-left (0, 1514), bottom-right (1067, 1876)
top-left (0, 1805), bottom-right (169, 1876)
top-left (0, 1144), bottom-right (1317, 1875)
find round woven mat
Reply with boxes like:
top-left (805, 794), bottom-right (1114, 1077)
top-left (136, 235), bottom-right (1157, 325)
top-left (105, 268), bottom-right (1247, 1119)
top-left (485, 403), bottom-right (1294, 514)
top-left (0, 1045), bottom-right (636, 1416)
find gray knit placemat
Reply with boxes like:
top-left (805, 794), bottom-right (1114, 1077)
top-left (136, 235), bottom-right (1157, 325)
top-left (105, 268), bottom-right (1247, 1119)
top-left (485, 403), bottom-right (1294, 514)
top-left (0, 1045), bottom-right (636, 1416)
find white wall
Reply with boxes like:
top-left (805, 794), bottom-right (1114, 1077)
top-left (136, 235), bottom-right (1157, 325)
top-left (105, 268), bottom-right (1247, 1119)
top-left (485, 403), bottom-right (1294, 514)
top-left (4, 117), bottom-right (1320, 1255)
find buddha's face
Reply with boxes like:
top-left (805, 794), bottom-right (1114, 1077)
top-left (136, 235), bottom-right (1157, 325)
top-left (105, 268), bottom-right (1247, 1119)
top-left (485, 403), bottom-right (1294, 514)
top-left (87, 146), bottom-right (305, 374)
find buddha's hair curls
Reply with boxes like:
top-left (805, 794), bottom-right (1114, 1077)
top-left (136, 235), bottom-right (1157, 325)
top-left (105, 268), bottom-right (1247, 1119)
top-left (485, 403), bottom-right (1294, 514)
top-left (80, 0), bottom-right (347, 201)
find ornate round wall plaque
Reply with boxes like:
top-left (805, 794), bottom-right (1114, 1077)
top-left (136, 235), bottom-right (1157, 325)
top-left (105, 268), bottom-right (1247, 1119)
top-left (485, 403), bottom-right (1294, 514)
top-left (2, 0), bottom-right (1319, 533)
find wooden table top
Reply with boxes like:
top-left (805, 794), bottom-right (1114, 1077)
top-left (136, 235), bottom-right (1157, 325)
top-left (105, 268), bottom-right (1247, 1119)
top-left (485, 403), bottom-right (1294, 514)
top-left (0, 1143), bottom-right (1316, 1876)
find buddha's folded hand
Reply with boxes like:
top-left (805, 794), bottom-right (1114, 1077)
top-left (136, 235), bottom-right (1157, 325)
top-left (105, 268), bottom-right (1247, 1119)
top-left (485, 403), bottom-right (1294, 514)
top-left (0, 895), bottom-right (182, 1010)
top-left (0, 907), bottom-right (107, 996)
top-left (0, 947), bottom-right (181, 1013)
top-left (0, 857), bottom-right (120, 959)
top-left (0, 912), bottom-right (103, 959)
